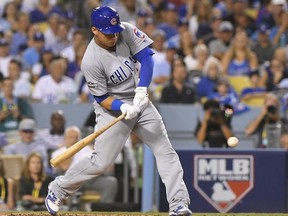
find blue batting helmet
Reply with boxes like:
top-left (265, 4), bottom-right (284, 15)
top-left (91, 6), bottom-right (125, 34)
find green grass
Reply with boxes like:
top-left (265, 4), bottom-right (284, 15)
top-left (1, 212), bottom-right (288, 216)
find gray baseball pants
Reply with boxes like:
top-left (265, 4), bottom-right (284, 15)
top-left (49, 102), bottom-right (190, 211)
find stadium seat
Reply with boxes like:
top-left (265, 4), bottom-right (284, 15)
top-left (228, 76), bottom-right (252, 95)
top-left (1, 155), bottom-right (24, 180)
top-left (242, 95), bottom-right (265, 106)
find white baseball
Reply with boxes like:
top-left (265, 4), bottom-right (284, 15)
top-left (227, 137), bottom-right (239, 147)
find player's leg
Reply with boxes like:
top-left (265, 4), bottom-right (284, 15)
top-left (134, 103), bottom-right (192, 215)
top-left (84, 174), bottom-right (118, 203)
top-left (46, 111), bottom-right (135, 215)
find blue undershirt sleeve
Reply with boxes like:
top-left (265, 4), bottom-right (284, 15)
top-left (93, 94), bottom-right (123, 111)
top-left (133, 47), bottom-right (154, 87)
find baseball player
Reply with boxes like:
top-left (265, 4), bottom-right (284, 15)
top-left (45, 5), bottom-right (192, 216)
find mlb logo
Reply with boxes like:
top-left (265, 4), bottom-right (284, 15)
top-left (194, 155), bottom-right (254, 213)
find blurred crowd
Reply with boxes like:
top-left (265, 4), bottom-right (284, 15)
top-left (0, 0), bottom-right (288, 212)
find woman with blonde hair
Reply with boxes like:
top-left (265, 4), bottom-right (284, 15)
top-left (0, 157), bottom-right (14, 210)
top-left (221, 31), bottom-right (258, 76)
top-left (19, 153), bottom-right (53, 211)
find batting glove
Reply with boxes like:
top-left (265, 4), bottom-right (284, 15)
top-left (133, 87), bottom-right (149, 111)
top-left (120, 103), bottom-right (140, 120)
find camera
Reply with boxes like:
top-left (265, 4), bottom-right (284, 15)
top-left (267, 105), bottom-right (277, 114)
top-left (204, 99), bottom-right (234, 123)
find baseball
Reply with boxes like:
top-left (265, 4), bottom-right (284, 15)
top-left (227, 137), bottom-right (239, 147)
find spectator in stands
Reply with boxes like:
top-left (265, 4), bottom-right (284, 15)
top-left (38, 110), bottom-right (65, 151)
top-left (51, 126), bottom-right (118, 205)
top-left (0, 1), bottom-right (18, 32)
top-left (178, 29), bottom-right (194, 61)
top-left (255, 0), bottom-right (275, 29)
top-left (240, 70), bottom-right (266, 103)
top-left (29, 0), bottom-right (63, 24)
top-left (167, 17), bottom-right (190, 53)
top-left (32, 57), bottom-right (77, 104)
top-left (9, 12), bottom-right (30, 55)
top-left (194, 99), bottom-right (234, 148)
top-left (185, 44), bottom-right (220, 87)
top-left (67, 42), bottom-right (87, 82)
top-left (221, 31), bottom-right (258, 76)
top-left (60, 29), bottom-right (87, 63)
top-left (208, 76), bottom-right (249, 114)
top-left (208, 21), bottom-right (234, 60)
top-left (31, 46), bottom-right (54, 84)
top-left (260, 57), bottom-right (288, 91)
top-left (245, 93), bottom-right (283, 148)
top-left (3, 118), bottom-right (50, 170)
top-left (234, 11), bottom-right (256, 37)
top-left (273, 47), bottom-right (288, 68)
top-left (188, 1), bottom-right (212, 43)
top-left (251, 23), bottom-right (276, 65)
top-left (8, 59), bottom-right (32, 98)
top-left (0, 157), bottom-right (14, 210)
top-left (43, 12), bottom-right (60, 47)
top-left (157, 2), bottom-right (179, 40)
top-left (51, 21), bottom-right (71, 55)
top-left (0, 78), bottom-right (33, 132)
top-left (22, 31), bottom-right (46, 71)
top-left (0, 38), bottom-right (12, 77)
top-left (271, 8), bottom-right (288, 47)
top-left (160, 57), bottom-right (197, 103)
top-left (142, 17), bottom-right (157, 38)
top-left (197, 58), bottom-right (222, 99)
top-left (149, 29), bottom-right (171, 101)
top-left (19, 152), bottom-right (54, 211)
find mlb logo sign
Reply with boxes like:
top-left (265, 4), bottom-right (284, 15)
top-left (194, 155), bottom-right (254, 213)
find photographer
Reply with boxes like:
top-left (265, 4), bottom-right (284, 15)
top-left (245, 93), bottom-right (282, 148)
top-left (194, 99), bottom-right (234, 148)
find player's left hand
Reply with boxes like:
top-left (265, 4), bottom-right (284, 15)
top-left (133, 87), bottom-right (149, 111)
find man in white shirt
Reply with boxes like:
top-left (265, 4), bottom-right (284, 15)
top-left (32, 57), bottom-right (77, 104)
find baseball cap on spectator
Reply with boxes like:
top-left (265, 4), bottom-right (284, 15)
top-left (165, 41), bottom-right (178, 50)
top-left (151, 29), bottom-right (166, 39)
top-left (164, 2), bottom-right (177, 11)
top-left (219, 21), bottom-right (233, 32)
top-left (19, 118), bottom-right (36, 132)
top-left (137, 8), bottom-right (149, 17)
top-left (65, 10), bottom-right (75, 20)
top-left (178, 17), bottom-right (189, 26)
top-left (258, 24), bottom-right (270, 34)
top-left (272, 0), bottom-right (286, 5)
top-left (33, 32), bottom-right (45, 41)
top-left (41, 46), bottom-right (53, 54)
top-left (0, 39), bottom-right (8, 46)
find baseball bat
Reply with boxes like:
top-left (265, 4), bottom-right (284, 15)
top-left (50, 113), bottom-right (126, 167)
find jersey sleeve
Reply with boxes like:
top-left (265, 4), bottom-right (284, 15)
top-left (122, 22), bottom-right (153, 55)
top-left (81, 61), bottom-right (108, 97)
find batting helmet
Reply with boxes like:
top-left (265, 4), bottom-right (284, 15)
top-left (91, 6), bottom-right (125, 34)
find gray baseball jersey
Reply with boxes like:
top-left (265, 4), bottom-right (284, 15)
top-left (49, 23), bottom-right (191, 212)
top-left (81, 22), bottom-right (153, 100)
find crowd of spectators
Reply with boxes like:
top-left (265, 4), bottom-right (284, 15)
top-left (0, 0), bottom-right (287, 212)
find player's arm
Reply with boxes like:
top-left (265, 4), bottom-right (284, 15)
top-left (132, 47), bottom-right (154, 110)
top-left (94, 94), bottom-right (139, 120)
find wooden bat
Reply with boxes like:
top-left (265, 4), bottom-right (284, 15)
top-left (50, 114), bottom-right (126, 167)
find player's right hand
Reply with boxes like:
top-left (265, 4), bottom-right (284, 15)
top-left (120, 103), bottom-right (140, 120)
